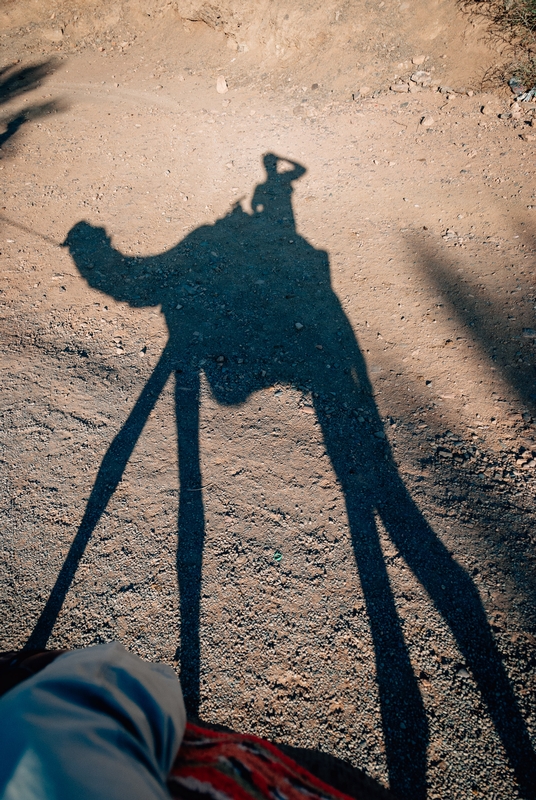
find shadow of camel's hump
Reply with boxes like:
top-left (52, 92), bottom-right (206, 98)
top-left (66, 201), bottom-right (373, 408)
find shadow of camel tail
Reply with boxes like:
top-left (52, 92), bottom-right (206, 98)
top-left (25, 347), bottom-right (175, 649)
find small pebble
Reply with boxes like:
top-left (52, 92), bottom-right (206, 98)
top-left (391, 82), bottom-right (409, 93)
top-left (216, 75), bottom-right (228, 94)
top-left (295, 322), bottom-right (304, 330)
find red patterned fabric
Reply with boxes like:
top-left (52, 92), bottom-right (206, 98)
top-left (168, 722), bottom-right (355, 800)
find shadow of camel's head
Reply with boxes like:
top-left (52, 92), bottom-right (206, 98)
top-left (62, 221), bottom-right (114, 272)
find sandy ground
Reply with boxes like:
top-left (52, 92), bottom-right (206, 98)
top-left (1, 6), bottom-right (536, 800)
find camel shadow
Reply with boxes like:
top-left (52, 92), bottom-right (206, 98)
top-left (26, 154), bottom-right (536, 799)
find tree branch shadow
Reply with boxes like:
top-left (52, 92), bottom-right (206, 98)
top-left (0, 59), bottom-right (65, 153)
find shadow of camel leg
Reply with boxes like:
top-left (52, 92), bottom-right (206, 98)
top-left (25, 348), bottom-right (175, 649)
top-left (314, 399), bottom-right (428, 800)
top-left (175, 369), bottom-right (205, 715)
top-left (380, 479), bottom-right (536, 799)
top-left (348, 504), bottom-right (428, 800)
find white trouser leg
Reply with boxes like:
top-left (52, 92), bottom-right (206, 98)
top-left (0, 642), bottom-right (185, 800)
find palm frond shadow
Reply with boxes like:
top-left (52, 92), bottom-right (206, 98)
top-left (0, 60), bottom-right (63, 152)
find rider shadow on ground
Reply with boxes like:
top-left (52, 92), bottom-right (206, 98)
top-left (26, 154), bottom-right (536, 799)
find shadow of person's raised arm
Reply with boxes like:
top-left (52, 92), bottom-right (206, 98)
top-left (251, 153), bottom-right (306, 225)
top-left (63, 221), bottom-right (165, 309)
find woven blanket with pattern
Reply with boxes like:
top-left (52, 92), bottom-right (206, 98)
top-left (168, 722), bottom-right (356, 800)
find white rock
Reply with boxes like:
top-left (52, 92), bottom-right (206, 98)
top-left (42, 28), bottom-right (64, 42)
top-left (216, 75), bottom-right (228, 94)
top-left (420, 115), bottom-right (434, 128)
top-left (412, 55), bottom-right (426, 65)
top-left (410, 70), bottom-right (432, 86)
top-left (295, 322), bottom-right (304, 330)
top-left (481, 103), bottom-right (500, 116)
top-left (391, 82), bottom-right (409, 93)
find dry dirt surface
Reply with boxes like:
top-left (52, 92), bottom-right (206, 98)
top-left (1, 2), bottom-right (536, 799)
